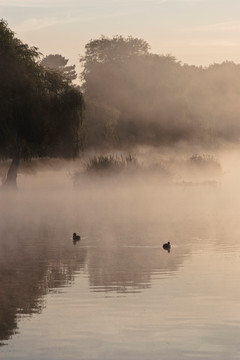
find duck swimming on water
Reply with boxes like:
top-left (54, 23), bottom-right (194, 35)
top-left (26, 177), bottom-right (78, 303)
top-left (73, 233), bottom-right (80, 241)
top-left (163, 241), bottom-right (171, 252)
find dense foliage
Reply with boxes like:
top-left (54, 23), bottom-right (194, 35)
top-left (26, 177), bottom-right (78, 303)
top-left (41, 54), bottom-right (77, 83)
top-left (1, 20), bottom-right (240, 182)
top-left (0, 20), bottom-right (84, 186)
top-left (80, 35), bottom-right (240, 148)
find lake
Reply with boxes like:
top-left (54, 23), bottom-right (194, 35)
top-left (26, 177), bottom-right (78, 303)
top-left (1, 157), bottom-right (240, 360)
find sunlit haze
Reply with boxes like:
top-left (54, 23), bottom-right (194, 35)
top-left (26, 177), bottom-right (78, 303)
top-left (3, 0), bottom-right (240, 81)
top-left (2, 2), bottom-right (240, 359)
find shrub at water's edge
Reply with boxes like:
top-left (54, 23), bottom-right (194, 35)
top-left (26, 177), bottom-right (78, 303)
top-left (86, 154), bottom-right (138, 173)
top-left (187, 154), bottom-right (221, 174)
top-left (71, 151), bottom-right (222, 186)
top-left (72, 153), bottom-right (171, 184)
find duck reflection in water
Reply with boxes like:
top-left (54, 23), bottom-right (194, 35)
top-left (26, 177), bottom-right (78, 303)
top-left (73, 233), bottom-right (81, 245)
top-left (163, 241), bottom-right (171, 253)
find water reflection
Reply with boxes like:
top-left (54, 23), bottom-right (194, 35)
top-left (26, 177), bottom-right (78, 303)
top-left (0, 213), bottom-right (188, 344)
top-left (87, 243), bottom-right (181, 294)
top-left (0, 181), bottom-right (231, 352)
top-left (0, 211), bottom-right (88, 345)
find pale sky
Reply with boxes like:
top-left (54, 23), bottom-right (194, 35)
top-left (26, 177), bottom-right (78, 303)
top-left (2, 0), bottom-right (240, 80)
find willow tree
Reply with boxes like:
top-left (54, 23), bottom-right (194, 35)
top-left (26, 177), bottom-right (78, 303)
top-left (0, 20), bottom-right (84, 189)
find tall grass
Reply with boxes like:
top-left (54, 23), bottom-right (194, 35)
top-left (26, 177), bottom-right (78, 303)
top-left (85, 154), bottom-right (138, 173)
top-left (188, 154), bottom-right (221, 172)
top-left (71, 152), bottom-right (221, 185)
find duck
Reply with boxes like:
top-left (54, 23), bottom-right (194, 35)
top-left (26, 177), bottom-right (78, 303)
top-left (73, 233), bottom-right (81, 241)
top-left (163, 241), bottom-right (171, 251)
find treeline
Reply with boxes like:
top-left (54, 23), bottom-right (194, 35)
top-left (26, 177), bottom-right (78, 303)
top-left (81, 36), bottom-right (240, 148)
top-left (2, 18), bottom-right (240, 177)
top-left (33, 35), bottom-right (240, 150)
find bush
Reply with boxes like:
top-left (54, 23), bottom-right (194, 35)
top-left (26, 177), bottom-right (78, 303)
top-left (188, 154), bottom-right (221, 173)
top-left (85, 154), bottom-right (138, 173)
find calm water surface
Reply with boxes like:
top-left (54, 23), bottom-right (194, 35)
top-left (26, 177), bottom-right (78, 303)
top-left (1, 170), bottom-right (240, 359)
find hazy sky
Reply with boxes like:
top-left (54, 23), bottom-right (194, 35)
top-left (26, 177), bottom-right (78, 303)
top-left (2, 0), bottom-right (240, 79)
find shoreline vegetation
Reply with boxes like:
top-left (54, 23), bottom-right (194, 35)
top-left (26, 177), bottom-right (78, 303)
top-left (0, 20), bottom-right (236, 190)
top-left (0, 150), bottom-right (222, 189)
top-left (73, 152), bottom-right (221, 185)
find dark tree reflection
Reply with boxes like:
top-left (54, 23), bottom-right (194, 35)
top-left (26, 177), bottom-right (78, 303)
top-left (0, 221), bottom-right (87, 344)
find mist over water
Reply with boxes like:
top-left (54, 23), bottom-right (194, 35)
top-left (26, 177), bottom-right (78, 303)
top-left (3, 15), bottom-right (240, 360)
top-left (1, 147), bottom-right (240, 359)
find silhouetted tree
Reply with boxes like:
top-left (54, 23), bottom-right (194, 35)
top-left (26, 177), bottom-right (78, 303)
top-left (80, 35), bottom-right (150, 94)
top-left (41, 54), bottom-right (77, 83)
top-left (79, 32), bottom-right (240, 149)
top-left (80, 36), bottom-right (188, 147)
top-left (0, 20), bottom-right (84, 189)
top-left (80, 36), bottom-right (151, 147)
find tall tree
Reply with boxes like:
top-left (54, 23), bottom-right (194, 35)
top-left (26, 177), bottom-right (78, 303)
top-left (80, 35), bottom-right (150, 94)
top-left (80, 35), bottom-right (185, 147)
top-left (81, 35), bottom-right (240, 149)
top-left (41, 54), bottom-right (77, 83)
top-left (80, 36), bottom-right (152, 147)
top-left (0, 20), bottom-right (84, 189)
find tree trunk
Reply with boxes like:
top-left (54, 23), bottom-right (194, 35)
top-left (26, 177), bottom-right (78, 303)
top-left (3, 156), bottom-right (20, 190)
